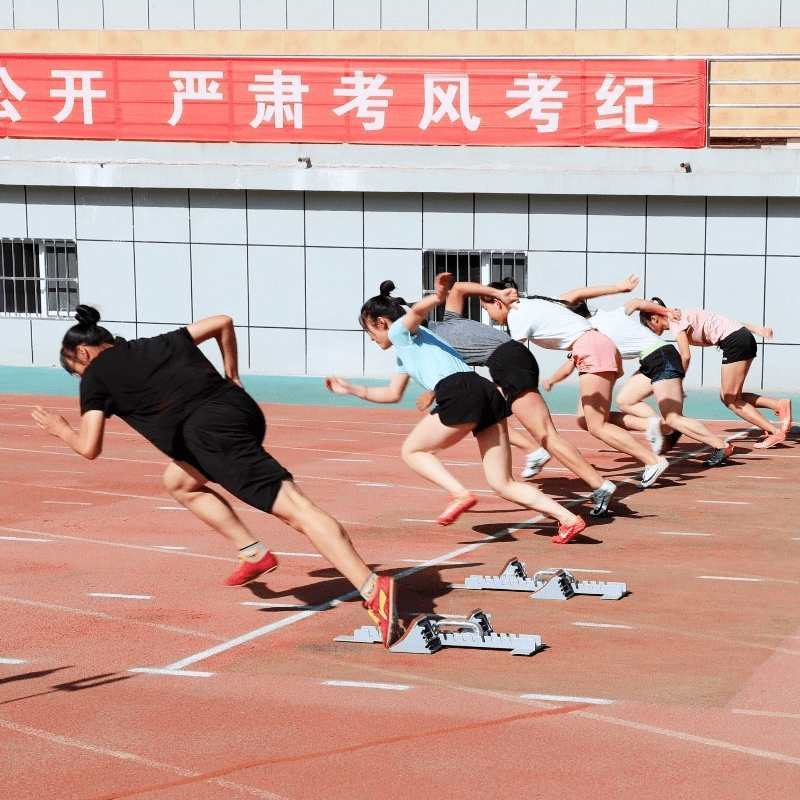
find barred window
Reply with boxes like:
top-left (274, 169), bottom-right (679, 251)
top-left (0, 239), bottom-right (79, 318)
top-left (422, 250), bottom-right (527, 322)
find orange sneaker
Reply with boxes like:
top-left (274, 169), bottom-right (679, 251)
top-left (777, 399), bottom-right (792, 433)
top-left (754, 431), bottom-right (786, 449)
top-left (224, 551), bottom-right (278, 587)
top-left (552, 516), bottom-right (586, 544)
top-left (363, 575), bottom-right (400, 648)
top-left (437, 492), bottom-right (477, 526)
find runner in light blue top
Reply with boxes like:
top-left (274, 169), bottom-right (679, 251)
top-left (325, 273), bottom-right (586, 542)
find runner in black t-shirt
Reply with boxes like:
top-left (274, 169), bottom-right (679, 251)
top-left (31, 305), bottom-right (400, 648)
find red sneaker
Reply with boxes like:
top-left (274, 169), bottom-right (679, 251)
top-left (224, 551), bottom-right (278, 587)
top-left (754, 431), bottom-right (786, 449)
top-left (777, 399), bottom-right (792, 433)
top-left (437, 492), bottom-right (477, 526)
top-left (363, 575), bottom-right (400, 648)
top-left (551, 516), bottom-right (586, 544)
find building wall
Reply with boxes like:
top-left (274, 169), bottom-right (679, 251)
top-left (2, 186), bottom-right (798, 391)
top-left (1, 0), bottom-right (799, 32)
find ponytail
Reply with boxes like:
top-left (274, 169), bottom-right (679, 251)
top-left (60, 304), bottom-right (114, 374)
top-left (360, 280), bottom-right (414, 328)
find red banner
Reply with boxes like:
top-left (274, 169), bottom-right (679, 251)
top-left (0, 55), bottom-right (707, 147)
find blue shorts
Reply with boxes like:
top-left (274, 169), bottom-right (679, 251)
top-left (637, 344), bottom-right (685, 384)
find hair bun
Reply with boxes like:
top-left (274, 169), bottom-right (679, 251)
top-left (74, 304), bottom-right (101, 326)
top-left (650, 296), bottom-right (666, 308)
top-left (379, 280), bottom-right (396, 296)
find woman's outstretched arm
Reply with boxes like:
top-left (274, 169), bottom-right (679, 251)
top-left (31, 407), bottom-right (106, 459)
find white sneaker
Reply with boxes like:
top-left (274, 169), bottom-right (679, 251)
top-left (589, 480), bottom-right (616, 517)
top-left (638, 457), bottom-right (669, 488)
top-left (645, 417), bottom-right (664, 455)
top-left (521, 448), bottom-right (551, 478)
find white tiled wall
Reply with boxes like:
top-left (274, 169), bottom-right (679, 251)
top-left (2, 186), bottom-right (799, 391)
top-left (11, 0), bottom-right (796, 30)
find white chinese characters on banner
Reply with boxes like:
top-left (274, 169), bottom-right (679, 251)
top-left (595, 74), bottom-right (658, 133)
top-left (168, 71), bottom-right (224, 126)
top-left (0, 67), bottom-right (26, 122)
top-left (505, 73), bottom-right (568, 133)
top-left (248, 70), bottom-right (309, 129)
top-left (332, 71), bottom-right (393, 131)
top-left (50, 70), bottom-right (106, 125)
top-left (419, 75), bottom-right (481, 131)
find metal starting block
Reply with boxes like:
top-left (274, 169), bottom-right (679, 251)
top-left (335, 609), bottom-right (543, 656)
top-left (452, 559), bottom-right (628, 601)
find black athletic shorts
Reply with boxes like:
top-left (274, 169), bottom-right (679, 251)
top-left (718, 326), bottom-right (758, 364)
top-left (486, 339), bottom-right (540, 409)
top-left (637, 344), bottom-right (686, 383)
top-left (176, 386), bottom-right (293, 514)
top-left (432, 371), bottom-right (511, 435)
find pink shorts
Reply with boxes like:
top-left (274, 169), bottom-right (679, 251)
top-left (570, 329), bottom-right (623, 376)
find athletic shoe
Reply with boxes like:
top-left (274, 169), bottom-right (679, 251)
top-left (753, 431), bottom-right (786, 449)
top-left (638, 458), bottom-right (669, 488)
top-left (521, 449), bottom-right (551, 478)
top-left (552, 516), bottom-right (586, 544)
top-left (437, 492), bottom-right (477, 526)
top-left (777, 398), bottom-right (793, 433)
top-left (224, 551), bottom-right (278, 587)
top-left (705, 443), bottom-right (734, 466)
top-left (663, 430), bottom-right (683, 452)
top-left (589, 480), bottom-right (616, 517)
top-left (645, 417), bottom-right (664, 455)
top-left (363, 575), bottom-right (400, 648)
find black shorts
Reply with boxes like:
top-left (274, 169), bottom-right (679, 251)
top-left (432, 371), bottom-right (511, 435)
top-left (637, 344), bottom-right (686, 383)
top-left (719, 327), bottom-right (758, 364)
top-left (177, 386), bottom-right (293, 514)
top-left (486, 339), bottom-right (540, 409)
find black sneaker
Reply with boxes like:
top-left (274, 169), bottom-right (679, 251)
top-left (664, 430), bottom-right (682, 452)
top-left (705, 443), bottom-right (733, 467)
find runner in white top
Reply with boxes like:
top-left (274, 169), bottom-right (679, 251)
top-left (543, 275), bottom-right (733, 466)
top-left (482, 277), bottom-right (669, 488)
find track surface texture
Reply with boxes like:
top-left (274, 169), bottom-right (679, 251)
top-left (1, 393), bottom-right (798, 800)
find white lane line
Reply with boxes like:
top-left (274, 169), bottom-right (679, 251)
top-left (731, 709), bottom-right (800, 719)
top-left (240, 602), bottom-right (322, 610)
top-left (735, 475), bottom-right (783, 480)
top-left (521, 693), bottom-right (614, 705)
top-left (649, 531), bottom-right (714, 537)
top-left (88, 593), bottom-right (152, 600)
top-left (326, 458), bottom-right (371, 463)
top-left (154, 545), bottom-right (187, 550)
top-left (0, 595), bottom-right (225, 641)
top-left (320, 438), bottom-right (358, 442)
top-left (401, 559), bottom-right (469, 566)
top-left (128, 668), bottom-right (213, 677)
top-left (42, 500), bottom-right (91, 506)
top-left (698, 575), bottom-right (764, 582)
top-left (573, 622), bottom-right (634, 630)
top-left (273, 551), bottom-right (323, 558)
top-left (402, 518), bottom-right (437, 523)
top-left (0, 535), bottom-right (52, 542)
top-left (698, 500), bottom-right (751, 505)
top-left (0, 719), bottom-right (287, 799)
top-left (0, 526), bottom-right (230, 562)
top-left (0, 657), bottom-right (27, 665)
top-left (323, 680), bottom-right (412, 691)
top-left (356, 482), bottom-right (393, 487)
top-left (156, 506), bottom-right (188, 510)
top-left (40, 469), bottom-right (86, 474)
top-left (579, 710), bottom-right (800, 766)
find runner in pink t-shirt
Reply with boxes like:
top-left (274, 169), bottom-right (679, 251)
top-left (641, 301), bottom-right (791, 449)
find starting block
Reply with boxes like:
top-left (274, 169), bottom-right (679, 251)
top-left (452, 559), bottom-right (628, 601)
top-left (335, 609), bottom-right (543, 656)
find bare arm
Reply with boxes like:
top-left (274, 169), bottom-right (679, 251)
top-left (401, 272), bottom-right (452, 334)
top-left (31, 407), bottom-right (106, 460)
top-left (623, 298), bottom-right (680, 320)
top-left (558, 273), bottom-right (639, 305)
top-left (541, 357), bottom-right (576, 391)
top-left (445, 281), bottom-right (518, 314)
top-left (742, 321), bottom-right (774, 339)
top-left (186, 315), bottom-right (241, 387)
top-left (675, 330), bottom-right (691, 371)
top-left (325, 371), bottom-right (411, 404)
